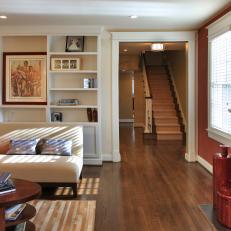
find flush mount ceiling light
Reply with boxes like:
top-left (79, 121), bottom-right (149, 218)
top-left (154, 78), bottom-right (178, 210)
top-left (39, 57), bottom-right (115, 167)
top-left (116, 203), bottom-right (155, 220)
top-left (129, 15), bottom-right (138, 19)
top-left (151, 43), bottom-right (165, 52)
top-left (123, 49), bottom-right (128, 52)
top-left (0, 15), bottom-right (7, 19)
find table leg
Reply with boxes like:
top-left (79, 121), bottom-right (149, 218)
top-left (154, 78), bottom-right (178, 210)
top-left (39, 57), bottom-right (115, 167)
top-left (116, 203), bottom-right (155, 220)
top-left (0, 207), bottom-right (5, 230)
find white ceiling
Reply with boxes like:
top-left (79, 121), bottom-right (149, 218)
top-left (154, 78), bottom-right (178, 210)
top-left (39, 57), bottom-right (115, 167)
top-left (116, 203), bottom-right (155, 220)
top-left (0, 0), bottom-right (230, 29)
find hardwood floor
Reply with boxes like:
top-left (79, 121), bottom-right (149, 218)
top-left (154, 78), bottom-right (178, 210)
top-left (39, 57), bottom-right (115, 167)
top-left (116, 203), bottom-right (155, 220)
top-left (82, 124), bottom-right (213, 231)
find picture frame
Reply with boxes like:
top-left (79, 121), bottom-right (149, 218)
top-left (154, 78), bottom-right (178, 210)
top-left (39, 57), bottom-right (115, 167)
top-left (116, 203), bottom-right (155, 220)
top-left (3, 52), bottom-right (47, 105)
top-left (51, 58), bottom-right (80, 71)
top-left (51, 112), bottom-right (63, 122)
top-left (65, 36), bottom-right (84, 52)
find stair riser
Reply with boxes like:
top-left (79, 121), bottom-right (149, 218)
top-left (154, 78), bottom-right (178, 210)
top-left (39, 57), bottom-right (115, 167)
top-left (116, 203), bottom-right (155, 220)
top-left (156, 126), bottom-right (181, 132)
top-left (155, 118), bottom-right (179, 124)
top-left (154, 111), bottom-right (176, 116)
top-left (157, 134), bottom-right (182, 140)
top-left (153, 105), bottom-right (175, 110)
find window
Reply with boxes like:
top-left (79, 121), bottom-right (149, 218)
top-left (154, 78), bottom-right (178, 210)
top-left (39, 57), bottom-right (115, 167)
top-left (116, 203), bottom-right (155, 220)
top-left (208, 30), bottom-right (231, 144)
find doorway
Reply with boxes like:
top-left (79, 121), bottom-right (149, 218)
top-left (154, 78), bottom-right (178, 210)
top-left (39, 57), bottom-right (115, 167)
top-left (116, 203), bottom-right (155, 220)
top-left (111, 32), bottom-right (196, 162)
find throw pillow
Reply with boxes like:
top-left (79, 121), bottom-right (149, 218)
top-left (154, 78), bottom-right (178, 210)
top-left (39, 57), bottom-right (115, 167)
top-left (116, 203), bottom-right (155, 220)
top-left (7, 139), bottom-right (39, 155)
top-left (39, 139), bottom-right (72, 156)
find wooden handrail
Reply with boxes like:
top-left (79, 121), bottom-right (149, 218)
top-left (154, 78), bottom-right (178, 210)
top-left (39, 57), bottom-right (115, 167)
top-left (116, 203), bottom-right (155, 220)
top-left (141, 54), bottom-right (152, 134)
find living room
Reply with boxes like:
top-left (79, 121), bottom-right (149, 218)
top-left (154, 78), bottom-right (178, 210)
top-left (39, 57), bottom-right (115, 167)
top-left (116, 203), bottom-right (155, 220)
top-left (0, 1), bottom-right (230, 231)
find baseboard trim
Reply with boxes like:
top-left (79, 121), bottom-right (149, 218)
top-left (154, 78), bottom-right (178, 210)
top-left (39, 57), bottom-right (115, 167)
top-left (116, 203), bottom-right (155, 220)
top-left (102, 153), bottom-right (113, 161)
top-left (84, 159), bottom-right (102, 166)
top-left (119, 119), bottom-right (134, 122)
top-left (197, 155), bottom-right (213, 174)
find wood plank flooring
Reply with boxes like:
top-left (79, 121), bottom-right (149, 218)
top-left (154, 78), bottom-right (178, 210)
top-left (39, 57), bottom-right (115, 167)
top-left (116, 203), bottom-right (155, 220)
top-left (81, 124), bottom-right (213, 231)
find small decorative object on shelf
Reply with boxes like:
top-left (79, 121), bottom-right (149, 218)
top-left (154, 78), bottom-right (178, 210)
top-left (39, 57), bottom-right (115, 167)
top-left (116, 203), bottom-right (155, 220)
top-left (51, 58), bottom-right (80, 71)
top-left (51, 112), bottom-right (63, 122)
top-left (92, 109), bottom-right (98, 122)
top-left (87, 108), bottom-right (98, 122)
top-left (87, 108), bottom-right (93, 122)
top-left (83, 78), bottom-right (97, 88)
top-left (66, 36), bottom-right (84, 52)
top-left (57, 98), bottom-right (80, 106)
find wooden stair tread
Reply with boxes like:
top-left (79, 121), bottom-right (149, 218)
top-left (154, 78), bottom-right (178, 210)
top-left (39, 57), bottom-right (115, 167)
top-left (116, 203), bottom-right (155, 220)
top-left (155, 123), bottom-right (180, 126)
top-left (156, 131), bottom-right (182, 134)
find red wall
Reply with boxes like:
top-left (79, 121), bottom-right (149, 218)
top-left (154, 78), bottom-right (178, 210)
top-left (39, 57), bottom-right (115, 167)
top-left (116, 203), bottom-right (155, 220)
top-left (198, 5), bottom-right (231, 164)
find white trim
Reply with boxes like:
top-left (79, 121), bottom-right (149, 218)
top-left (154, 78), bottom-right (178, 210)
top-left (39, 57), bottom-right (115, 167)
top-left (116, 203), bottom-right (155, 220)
top-left (167, 62), bottom-right (186, 128)
top-left (207, 13), bottom-right (231, 146)
top-left (208, 128), bottom-right (231, 146)
top-left (112, 31), bottom-right (197, 162)
top-left (102, 153), bottom-right (113, 161)
top-left (195, 32), bottom-right (199, 163)
top-left (84, 159), bottom-right (103, 165)
top-left (207, 11), bottom-right (231, 39)
top-left (0, 25), bottom-right (103, 36)
top-left (119, 119), bottom-right (134, 122)
top-left (197, 155), bottom-right (213, 174)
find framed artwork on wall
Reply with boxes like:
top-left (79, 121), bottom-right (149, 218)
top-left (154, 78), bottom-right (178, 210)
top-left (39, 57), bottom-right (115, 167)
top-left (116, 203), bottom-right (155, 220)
top-left (3, 52), bottom-right (47, 105)
top-left (65, 36), bottom-right (84, 52)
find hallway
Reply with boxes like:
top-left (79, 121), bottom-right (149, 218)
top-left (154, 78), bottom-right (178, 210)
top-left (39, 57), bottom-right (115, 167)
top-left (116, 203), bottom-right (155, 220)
top-left (84, 125), bottom-right (213, 231)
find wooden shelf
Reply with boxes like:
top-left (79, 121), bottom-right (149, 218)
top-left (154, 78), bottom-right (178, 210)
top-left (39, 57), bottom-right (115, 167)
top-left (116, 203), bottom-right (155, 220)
top-left (49, 88), bottom-right (97, 91)
top-left (49, 70), bottom-right (97, 74)
top-left (50, 122), bottom-right (98, 126)
top-left (48, 52), bottom-right (98, 56)
top-left (50, 105), bottom-right (97, 109)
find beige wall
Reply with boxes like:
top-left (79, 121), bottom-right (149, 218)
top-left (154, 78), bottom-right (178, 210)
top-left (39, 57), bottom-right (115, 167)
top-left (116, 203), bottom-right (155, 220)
top-left (119, 55), bottom-right (140, 71)
top-left (166, 49), bottom-right (187, 124)
top-left (3, 36), bottom-right (47, 52)
top-left (134, 71), bottom-right (145, 127)
top-left (119, 72), bottom-right (133, 120)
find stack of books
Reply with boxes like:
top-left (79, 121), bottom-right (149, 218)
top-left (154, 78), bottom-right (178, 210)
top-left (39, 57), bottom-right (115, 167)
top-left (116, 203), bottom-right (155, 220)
top-left (0, 172), bottom-right (16, 195)
top-left (5, 203), bottom-right (26, 221)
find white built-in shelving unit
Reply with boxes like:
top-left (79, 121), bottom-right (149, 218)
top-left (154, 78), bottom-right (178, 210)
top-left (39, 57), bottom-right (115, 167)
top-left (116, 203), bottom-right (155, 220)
top-left (0, 33), bottom-right (102, 164)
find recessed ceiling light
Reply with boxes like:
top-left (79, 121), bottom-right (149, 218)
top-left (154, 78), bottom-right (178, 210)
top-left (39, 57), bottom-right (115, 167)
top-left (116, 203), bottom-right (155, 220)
top-left (151, 43), bottom-right (165, 52)
top-left (130, 15), bottom-right (138, 19)
top-left (0, 15), bottom-right (7, 19)
top-left (123, 49), bottom-right (128, 52)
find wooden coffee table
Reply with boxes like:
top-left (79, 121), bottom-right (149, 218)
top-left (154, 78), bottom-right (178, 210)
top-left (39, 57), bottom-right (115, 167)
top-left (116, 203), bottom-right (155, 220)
top-left (0, 179), bottom-right (41, 231)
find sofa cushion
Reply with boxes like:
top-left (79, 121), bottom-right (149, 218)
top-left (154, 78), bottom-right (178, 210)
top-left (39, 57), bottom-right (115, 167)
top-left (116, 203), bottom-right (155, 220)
top-left (7, 139), bottom-right (38, 155)
top-left (0, 155), bottom-right (83, 183)
top-left (38, 139), bottom-right (72, 156)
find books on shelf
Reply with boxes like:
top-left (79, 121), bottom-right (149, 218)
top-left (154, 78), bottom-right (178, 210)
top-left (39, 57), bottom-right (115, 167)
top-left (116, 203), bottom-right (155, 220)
top-left (14, 222), bottom-right (26, 231)
top-left (5, 203), bottom-right (26, 221)
top-left (0, 178), bottom-right (16, 195)
top-left (83, 78), bottom-right (97, 88)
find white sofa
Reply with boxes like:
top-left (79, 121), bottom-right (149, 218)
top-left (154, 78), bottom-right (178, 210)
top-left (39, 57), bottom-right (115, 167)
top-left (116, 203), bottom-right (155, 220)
top-left (0, 124), bottom-right (83, 197)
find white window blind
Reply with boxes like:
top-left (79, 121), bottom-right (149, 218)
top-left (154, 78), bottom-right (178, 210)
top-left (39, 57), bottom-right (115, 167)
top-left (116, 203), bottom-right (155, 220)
top-left (210, 31), bottom-right (231, 135)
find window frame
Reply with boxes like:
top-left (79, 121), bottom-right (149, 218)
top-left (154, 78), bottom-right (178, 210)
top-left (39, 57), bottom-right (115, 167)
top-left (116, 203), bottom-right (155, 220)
top-left (207, 12), bottom-right (231, 145)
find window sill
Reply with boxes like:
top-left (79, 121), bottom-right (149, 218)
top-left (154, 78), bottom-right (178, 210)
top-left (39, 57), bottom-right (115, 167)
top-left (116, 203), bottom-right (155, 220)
top-left (207, 128), bottom-right (231, 146)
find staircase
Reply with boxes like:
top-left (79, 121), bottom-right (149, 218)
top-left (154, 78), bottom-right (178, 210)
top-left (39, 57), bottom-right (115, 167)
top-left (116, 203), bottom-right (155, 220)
top-left (147, 65), bottom-right (183, 140)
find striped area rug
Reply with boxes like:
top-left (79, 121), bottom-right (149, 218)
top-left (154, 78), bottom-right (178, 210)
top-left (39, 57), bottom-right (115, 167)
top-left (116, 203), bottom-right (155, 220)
top-left (30, 200), bottom-right (96, 231)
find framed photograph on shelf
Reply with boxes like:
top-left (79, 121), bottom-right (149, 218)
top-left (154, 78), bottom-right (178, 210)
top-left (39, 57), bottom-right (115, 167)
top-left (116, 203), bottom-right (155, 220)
top-left (51, 112), bottom-right (63, 122)
top-left (51, 58), bottom-right (80, 71)
top-left (66, 36), bottom-right (84, 52)
top-left (3, 52), bottom-right (47, 105)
